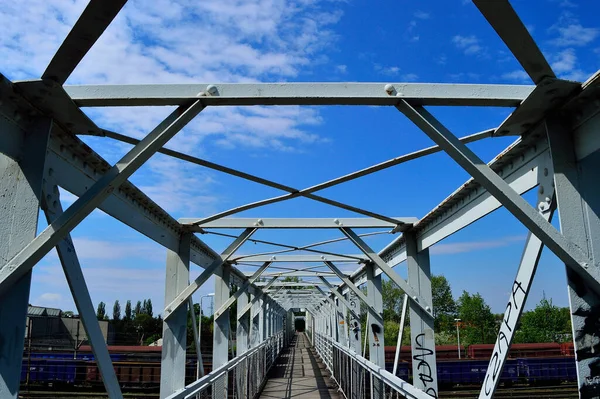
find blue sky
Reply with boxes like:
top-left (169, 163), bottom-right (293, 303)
top-left (1, 0), bottom-right (599, 316)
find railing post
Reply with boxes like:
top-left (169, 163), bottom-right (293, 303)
top-left (213, 263), bottom-right (231, 398)
top-left (160, 231), bottom-right (191, 399)
top-left (366, 261), bottom-right (385, 399)
top-left (0, 116), bottom-right (51, 399)
top-left (406, 232), bottom-right (438, 398)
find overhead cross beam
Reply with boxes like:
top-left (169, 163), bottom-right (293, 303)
top-left (65, 83), bottom-right (534, 107)
top-left (181, 217), bottom-right (417, 229)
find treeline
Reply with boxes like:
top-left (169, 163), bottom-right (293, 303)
top-left (88, 299), bottom-right (216, 351)
top-left (381, 275), bottom-right (572, 346)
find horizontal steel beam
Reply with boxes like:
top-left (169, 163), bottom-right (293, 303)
top-left (234, 254), bottom-right (367, 263)
top-left (64, 83), bottom-right (533, 107)
top-left (182, 217), bottom-right (416, 229)
top-left (254, 282), bottom-right (326, 287)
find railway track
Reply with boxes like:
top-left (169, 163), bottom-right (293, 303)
top-left (439, 384), bottom-right (578, 398)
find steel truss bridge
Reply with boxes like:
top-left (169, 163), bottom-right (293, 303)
top-left (1, 1), bottom-right (599, 398)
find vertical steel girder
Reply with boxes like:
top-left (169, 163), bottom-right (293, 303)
top-left (341, 227), bottom-right (432, 315)
top-left (213, 263), bottom-right (232, 395)
top-left (0, 117), bottom-right (51, 399)
top-left (160, 232), bottom-right (191, 399)
top-left (366, 262), bottom-right (385, 399)
top-left (346, 290), bottom-right (362, 354)
top-left (214, 261), bottom-right (270, 319)
top-left (0, 101), bottom-right (206, 297)
top-left (406, 232), bottom-right (438, 397)
top-left (547, 116), bottom-right (600, 398)
top-left (42, 182), bottom-right (123, 398)
top-left (163, 227), bottom-right (256, 319)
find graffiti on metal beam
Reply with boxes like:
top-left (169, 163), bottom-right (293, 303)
top-left (413, 333), bottom-right (438, 398)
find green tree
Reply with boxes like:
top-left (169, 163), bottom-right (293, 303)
top-left (134, 300), bottom-right (142, 317)
top-left (124, 300), bottom-right (132, 321)
top-left (515, 295), bottom-right (572, 343)
top-left (63, 310), bottom-right (75, 318)
top-left (432, 275), bottom-right (457, 333)
top-left (143, 298), bottom-right (153, 317)
top-left (113, 300), bottom-right (121, 320)
top-left (457, 291), bottom-right (495, 345)
top-left (96, 301), bottom-right (106, 320)
top-left (382, 279), bottom-right (404, 322)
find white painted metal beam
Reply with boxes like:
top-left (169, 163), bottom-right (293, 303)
top-left (65, 83), bottom-right (534, 107)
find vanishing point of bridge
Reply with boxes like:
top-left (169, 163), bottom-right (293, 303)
top-left (1, 1), bottom-right (600, 399)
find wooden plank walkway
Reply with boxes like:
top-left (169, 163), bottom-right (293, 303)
top-left (258, 333), bottom-right (341, 399)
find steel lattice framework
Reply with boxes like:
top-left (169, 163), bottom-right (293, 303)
top-left (1, 1), bottom-right (599, 399)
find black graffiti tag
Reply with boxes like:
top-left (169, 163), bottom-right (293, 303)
top-left (413, 333), bottom-right (438, 398)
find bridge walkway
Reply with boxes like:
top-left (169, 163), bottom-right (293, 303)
top-left (258, 332), bottom-right (341, 399)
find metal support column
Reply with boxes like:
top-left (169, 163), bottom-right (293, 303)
top-left (237, 291), bottom-right (250, 399)
top-left (0, 117), bottom-right (50, 399)
top-left (366, 262), bottom-right (385, 399)
top-left (406, 232), bottom-right (438, 398)
top-left (347, 290), bottom-right (362, 353)
top-left (213, 263), bottom-right (231, 398)
top-left (547, 116), bottom-right (600, 397)
top-left (160, 232), bottom-right (191, 399)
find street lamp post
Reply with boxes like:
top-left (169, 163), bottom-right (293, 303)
top-left (455, 318), bottom-right (461, 359)
top-left (197, 293), bottom-right (215, 378)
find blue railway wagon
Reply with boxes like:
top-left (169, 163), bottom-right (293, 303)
top-left (384, 361), bottom-right (410, 381)
top-left (518, 357), bottom-right (577, 384)
top-left (437, 359), bottom-right (518, 386)
top-left (21, 358), bottom-right (78, 384)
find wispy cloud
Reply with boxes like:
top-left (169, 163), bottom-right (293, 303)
top-left (336, 64), bottom-right (348, 74)
top-left (548, 13), bottom-right (599, 47)
top-left (550, 48), bottom-right (591, 81)
top-left (501, 70), bottom-right (530, 83)
top-left (452, 35), bottom-right (483, 55)
top-left (374, 64), bottom-right (401, 76)
top-left (72, 237), bottom-right (165, 261)
top-left (414, 11), bottom-right (430, 20)
top-left (431, 235), bottom-right (525, 255)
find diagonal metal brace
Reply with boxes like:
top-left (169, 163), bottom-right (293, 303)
top-left (214, 262), bottom-right (271, 319)
top-left (396, 101), bottom-right (600, 297)
top-left (318, 276), bottom-right (361, 321)
top-left (340, 227), bottom-right (433, 316)
top-left (163, 228), bottom-right (256, 319)
top-left (238, 276), bottom-right (279, 316)
top-left (322, 261), bottom-right (383, 323)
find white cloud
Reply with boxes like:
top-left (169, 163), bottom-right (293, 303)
top-left (414, 11), bottom-right (430, 20)
top-left (71, 237), bottom-right (165, 261)
top-left (374, 64), bottom-right (400, 76)
top-left (336, 64), bottom-right (347, 74)
top-left (0, 0), bottom-right (342, 153)
top-left (549, 13), bottom-right (598, 47)
top-left (452, 35), bottom-right (483, 55)
top-left (432, 235), bottom-right (525, 255)
top-left (402, 73), bottom-right (419, 81)
top-left (37, 293), bottom-right (64, 307)
top-left (550, 48), bottom-right (591, 82)
top-left (501, 70), bottom-right (530, 83)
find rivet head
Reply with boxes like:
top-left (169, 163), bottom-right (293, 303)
top-left (384, 84), bottom-right (395, 95)
top-left (206, 85), bottom-right (219, 95)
